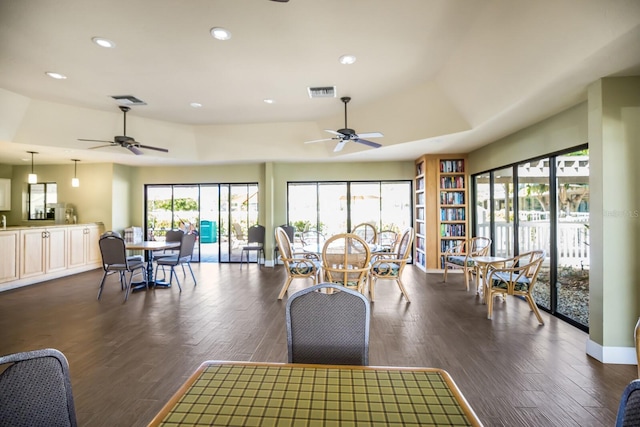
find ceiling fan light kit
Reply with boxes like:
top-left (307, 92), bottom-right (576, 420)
top-left (78, 106), bottom-right (169, 155)
top-left (304, 96), bottom-right (383, 152)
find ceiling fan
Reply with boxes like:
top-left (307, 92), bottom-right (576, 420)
top-left (78, 106), bottom-right (169, 155)
top-left (305, 96), bottom-right (383, 152)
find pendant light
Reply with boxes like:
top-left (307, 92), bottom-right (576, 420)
top-left (27, 151), bottom-right (38, 184)
top-left (71, 159), bottom-right (80, 187)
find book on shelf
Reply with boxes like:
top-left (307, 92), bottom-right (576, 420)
top-left (439, 191), bottom-right (465, 205)
top-left (440, 208), bottom-right (466, 221)
top-left (439, 160), bottom-right (465, 173)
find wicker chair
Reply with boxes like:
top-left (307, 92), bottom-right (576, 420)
top-left (442, 236), bottom-right (492, 291)
top-left (321, 233), bottom-right (371, 294)
top-left (275, 226), bottom-right (321, 300)
top-left (286, 283), bottom-right (370, 365)
top-left (369, 227), bottom-right (415, 302)
top-left (377, 229), bottom-right (399, 253)
top-left (352, 222), bottom-right (377, 244)
top-left (485, 250), bottom-right (546, 325)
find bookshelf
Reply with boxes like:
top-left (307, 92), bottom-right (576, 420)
top-left (414, 154), bottom-right (468, 270)
top-left (414, 158), bottom-right (427, 271)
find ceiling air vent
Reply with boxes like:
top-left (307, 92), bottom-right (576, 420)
top-left (307, 86), bottom-right (336, 98)
top-left (111, 95), bottom-right (147, 105)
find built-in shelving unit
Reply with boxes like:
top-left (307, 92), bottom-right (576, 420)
top-left (414, 154), bottom-right (468, 270)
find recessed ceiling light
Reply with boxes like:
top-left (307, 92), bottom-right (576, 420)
top-left (190, 102), bottom-right (203, 108)
top-left (45, 72), bottom-right (67, 80)
top-left (210, 27), bottom-right (231, 41)
top-left (263, 99), bottom-right (275, 104)
top-left (92, 37), bottom-right (116, 48)
top-left (339, 54), bottom-right (357, 65)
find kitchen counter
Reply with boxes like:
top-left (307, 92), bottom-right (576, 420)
top-left (0, 223), bottom-right (105, 292)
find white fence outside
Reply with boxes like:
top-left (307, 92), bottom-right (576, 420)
top-left (478, 220), bottom-right (589, 268)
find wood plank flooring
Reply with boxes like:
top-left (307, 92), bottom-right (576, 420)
top-left (0, 264), bottom-right (634, 426)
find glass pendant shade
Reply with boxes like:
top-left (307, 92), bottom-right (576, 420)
top-left (27, 151), bottom-right (37, 184)
top-left (71, 159), bottom-right (80, 187)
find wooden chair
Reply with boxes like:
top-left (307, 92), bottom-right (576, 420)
top-left (368, 227), bottom-right (415, 302)
top-left (285, 283), bottom-right (370, 365)
top-left (352, 223), bottom-right (377, 244)
top-left (321, 233), bottom-right (371, 294)
top-left (273, 224), bottom-right (295, 264)
top-left (377, 229), bottom-right (399, 253)
top-left (275, 226), bottom-right (321, 300)
top-left (442, 236), bottom-right (492, 291)
top-left (485, 250), bottom-right (546, 325)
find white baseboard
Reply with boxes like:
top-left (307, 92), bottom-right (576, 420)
top-left (587, 339), bottom-right (637, 365)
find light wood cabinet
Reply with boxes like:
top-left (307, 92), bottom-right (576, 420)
top-left (20, 228), bottom-right (67, 279)
top-left (0, 230), bottom-right (19, 284)
top-left (414, 154), bottom-right (469, 270)
top-left (68, 224), bottom-right (102, 268)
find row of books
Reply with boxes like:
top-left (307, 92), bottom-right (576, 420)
top-left (440, 160), bottom-right (465, 173)
top-left (440, 239), bottom-right (459, 252)
top-left (440, 223), bottom-right (466, 237)
top-left (439, 191), bottom-right (465, 205)
top-left (440, 207), bottom-right (466, 221)
top-left (416, 236), bottom-right (425, 251)
top-left (439, 176), bottom-right (465, 189)
top-left (416, 192), bottom-right (424, 206)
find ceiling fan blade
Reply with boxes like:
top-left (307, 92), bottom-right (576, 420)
top-left (88, 144), bottom-right (117, 150)
top-left (325, 129), bottom-right (344, 136)
top-left (127, 145), bottom-right (144, 155)
top-left (79, 138), bottom-right (115, 144)
top-left (137, 144), bottom-right (169, 153)
top-left (333, 140), bottom-right (347, 152)
top-left (304, 138), bottom-right (334, 144)
top-left (355, 132), bottom-right (383, 139)
top-left (354, 139), bottom-right (382, 149)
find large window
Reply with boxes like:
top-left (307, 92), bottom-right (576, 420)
top-left (472, 147), bottom-right (589, 330)
top-left (287, 181), bottom-right (412, 242)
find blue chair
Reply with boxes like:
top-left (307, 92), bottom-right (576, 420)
top-left (616, 379), bottom-right (640, 426)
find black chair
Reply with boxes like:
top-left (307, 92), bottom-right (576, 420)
top-left (616, 379), bottom-right (640, 426)
top-left (241, 224), bottom-right (265, 268)
top-left (155, 233), bottom-right (197, 291)
top-left (285, 283), bottom-right (370, 365)
top-left (98, 233), bottom-right (147, 301)
top-left (0, 348), bottom-right (77, 427)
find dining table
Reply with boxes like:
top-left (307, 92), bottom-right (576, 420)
top-left (126, 240), bottom-right (181, 291)
top-left (471, 255), bottom-right (508, 303)
top-left (147, 361), bottom-right (483, 426)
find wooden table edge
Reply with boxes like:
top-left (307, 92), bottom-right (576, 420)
top-left (147, 360), bottom-right (483, 427)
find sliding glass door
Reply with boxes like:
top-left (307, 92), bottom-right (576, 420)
top-left (472, 146), bottom-right (589, 329)
top-left (145, 183), bottom-right (258, 263)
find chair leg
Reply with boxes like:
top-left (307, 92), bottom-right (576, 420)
top-left (396, 278), bottom-right (411, 302)
top-left (97, 271), bottom-right (109, 300)
top-left (277, 277), bottom-right (294, 300)
top-left (369, 276), bottom-right (376, 302)
top-left (525, 295), bottom-right (544, 325)
top-left (186, 262), bottom-right (197, 285)
top-left (463, 268), bottom-right (470, 291)
top-left (443, 266), bottom-right (448, 283)
top-left (487, 290), bottom-right (494, 319)
top-left (171, 267), bottom-right (182, 292)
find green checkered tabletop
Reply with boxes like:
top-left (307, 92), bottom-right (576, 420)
top-left (149, 362), bottom-right (482, 427)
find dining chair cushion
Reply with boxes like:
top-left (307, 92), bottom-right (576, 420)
top-left (288, 260), bottom-right (321, 276)
top-left (371, 262), bottom-right (401, 276)
top-left (447, 255), bottom-right (475, 267)
top-left (490, 272), bottom-right (531, 291)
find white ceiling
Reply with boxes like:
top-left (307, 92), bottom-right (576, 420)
top-left (1, 0), bottom-right (639, 166)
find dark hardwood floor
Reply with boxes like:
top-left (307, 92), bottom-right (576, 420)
top-left (0, 264), bottom-right (634, 426)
